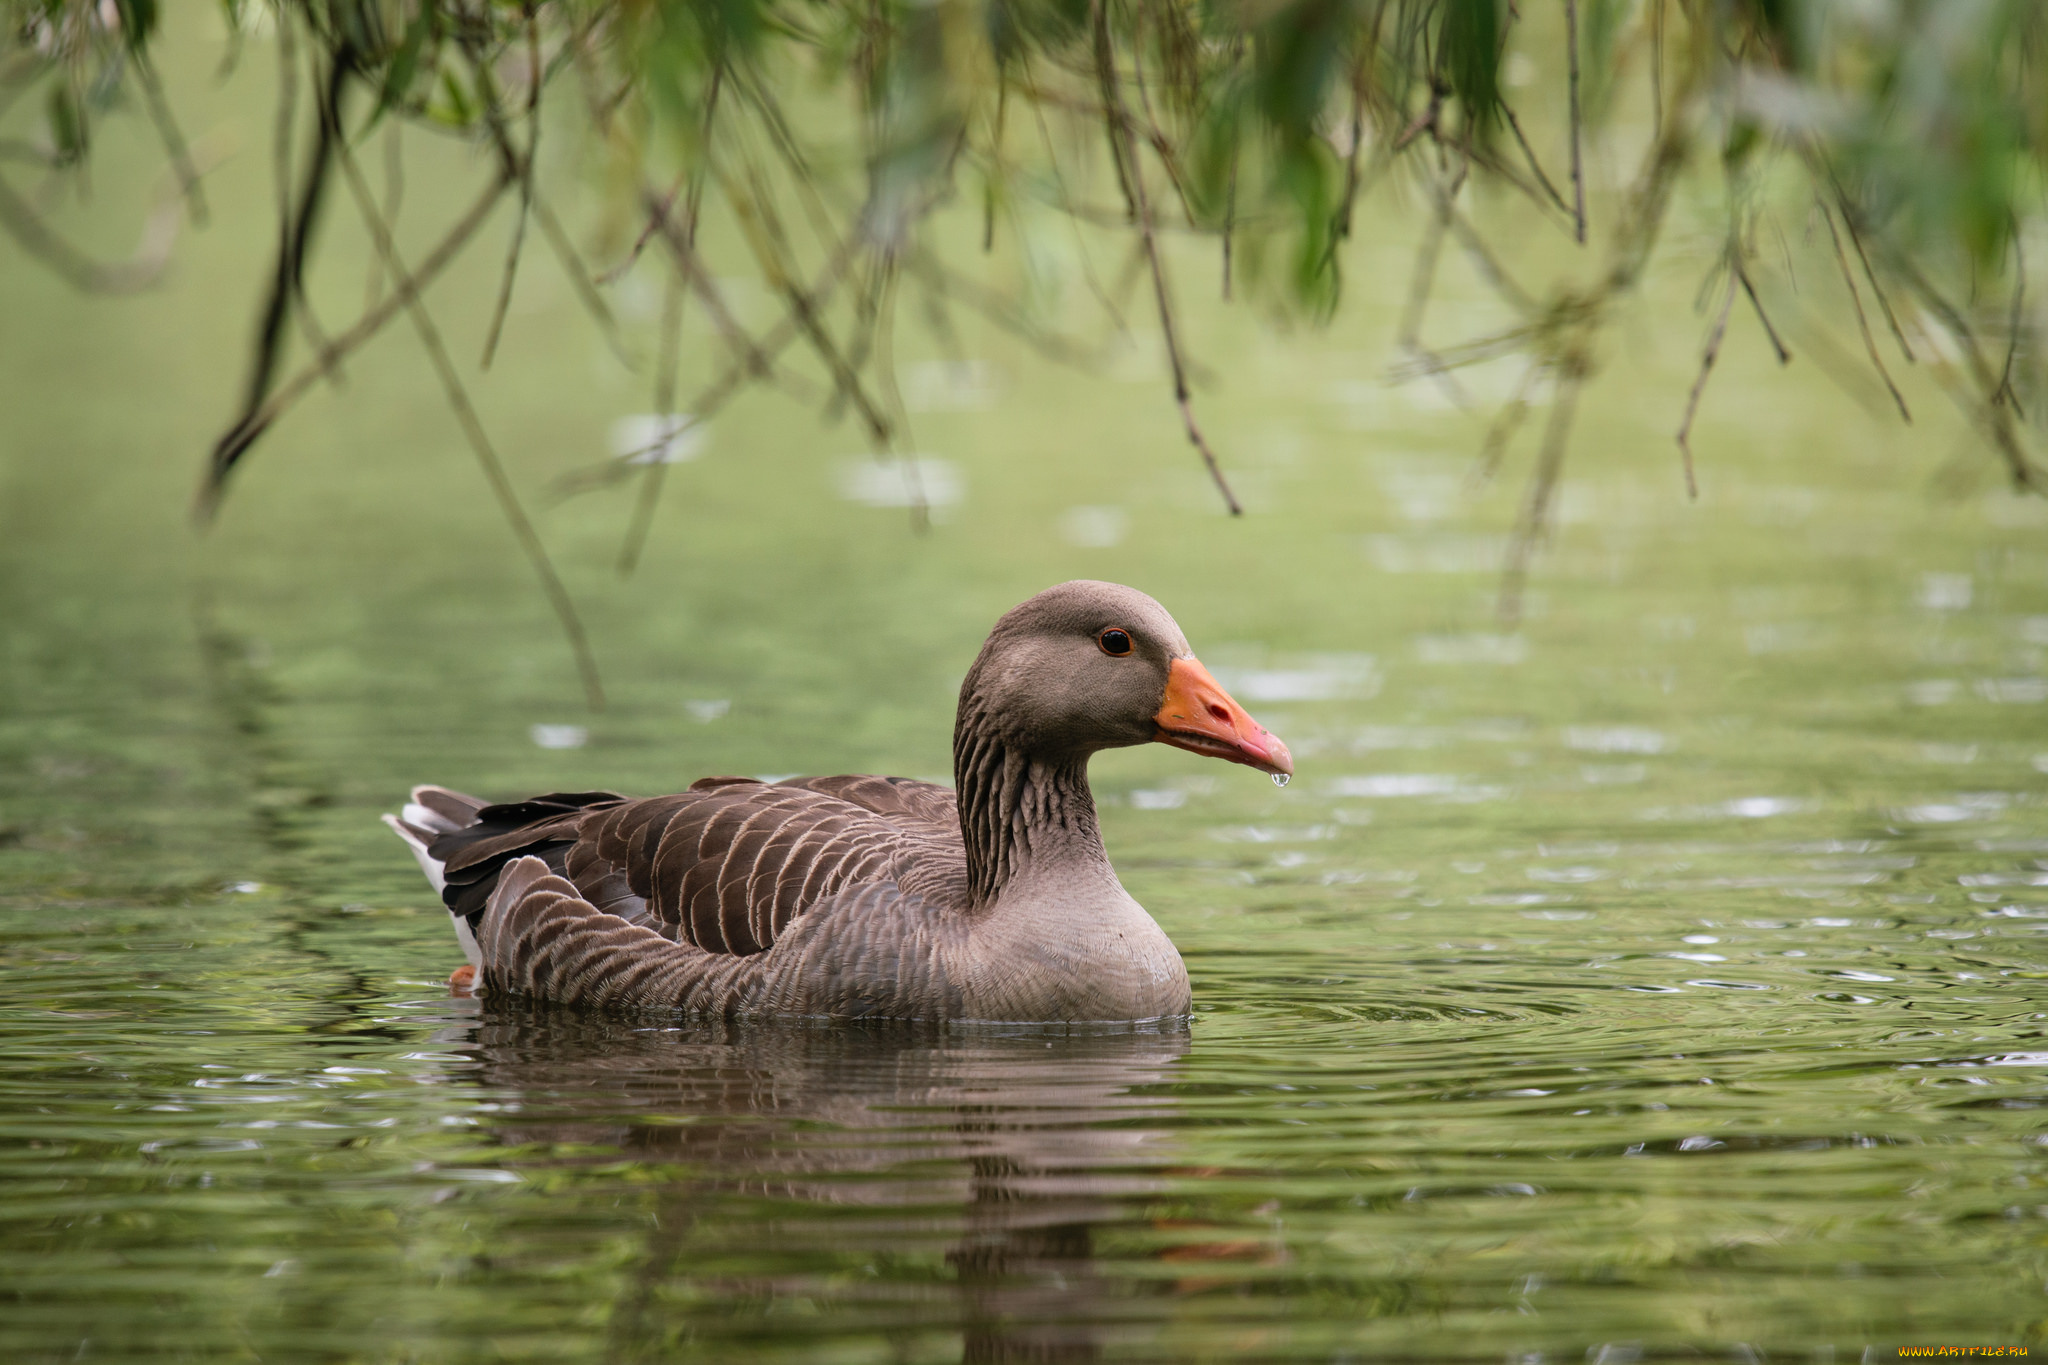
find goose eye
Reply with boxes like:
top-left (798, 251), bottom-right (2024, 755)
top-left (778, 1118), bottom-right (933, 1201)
top-left (1098, 628), bottom-right (1134, 657)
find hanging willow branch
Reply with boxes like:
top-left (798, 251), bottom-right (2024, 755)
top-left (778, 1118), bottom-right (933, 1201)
top-left (3, 0), bottom-right (2046, 677)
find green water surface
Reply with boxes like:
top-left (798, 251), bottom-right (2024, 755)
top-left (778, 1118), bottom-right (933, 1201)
top-left (2, 14), bottom-right (2046, 1361)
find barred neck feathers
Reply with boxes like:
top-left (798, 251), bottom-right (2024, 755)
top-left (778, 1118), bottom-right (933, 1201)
top-left (952, 691), bottom-right (1107, 908)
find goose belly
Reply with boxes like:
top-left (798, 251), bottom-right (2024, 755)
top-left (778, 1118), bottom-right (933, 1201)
top-left (738, 883), bottom-right (1191, 1024)
top-left (957, 897), bottom-right (1191, 1023)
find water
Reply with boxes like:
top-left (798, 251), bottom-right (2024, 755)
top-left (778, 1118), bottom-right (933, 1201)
top-left (4, 14), bottom-right (2047, 1360)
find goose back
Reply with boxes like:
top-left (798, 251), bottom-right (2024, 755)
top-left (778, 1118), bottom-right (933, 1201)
top-left (429, 776), bottom-right (967, 960)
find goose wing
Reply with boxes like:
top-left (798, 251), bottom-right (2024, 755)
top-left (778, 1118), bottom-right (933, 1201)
top-left (431, 776), bottom-right (965, 958)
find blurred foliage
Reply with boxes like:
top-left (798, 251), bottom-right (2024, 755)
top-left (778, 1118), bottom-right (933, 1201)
top-left (4, 0), bottom-right (2047, 622)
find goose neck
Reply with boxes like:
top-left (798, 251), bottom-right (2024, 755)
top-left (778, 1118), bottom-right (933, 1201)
top-left (953, 725), bottom-right (1108, 907)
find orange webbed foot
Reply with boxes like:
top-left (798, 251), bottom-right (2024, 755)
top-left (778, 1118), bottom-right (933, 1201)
top-left (448, 964), bottom-right (477, 996)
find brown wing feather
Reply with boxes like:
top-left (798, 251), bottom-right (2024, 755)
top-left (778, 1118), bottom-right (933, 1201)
top-left (516, 776), bottom-right (968, 959)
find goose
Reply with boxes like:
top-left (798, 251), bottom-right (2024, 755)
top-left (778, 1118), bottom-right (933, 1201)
top-left (382, 580), bottom-right (1292, 1023)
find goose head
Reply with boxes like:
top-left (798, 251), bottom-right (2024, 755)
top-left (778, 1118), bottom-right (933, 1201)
top-left (956, 581), bottom-right (1293, 778)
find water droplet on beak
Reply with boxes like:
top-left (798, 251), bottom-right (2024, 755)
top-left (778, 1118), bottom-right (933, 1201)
top-left (1271, 772), bottom-right (1290, 788)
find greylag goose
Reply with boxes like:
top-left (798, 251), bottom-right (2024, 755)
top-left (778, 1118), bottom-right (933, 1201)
top-left (382, 581), bottom-right (1292, 1023)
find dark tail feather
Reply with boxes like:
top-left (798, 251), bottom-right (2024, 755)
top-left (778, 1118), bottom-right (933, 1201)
top-left (428, 789), bottom-right (627, 926)
top-left (411, 785), bottom-right (488, 830)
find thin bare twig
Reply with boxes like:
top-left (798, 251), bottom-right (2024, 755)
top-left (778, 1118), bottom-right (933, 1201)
top-left (1392, 78), bottom-right (1445, 152)
top-left (479, 14), bottom-right (545, 370)
top-left (1386, 322), bottom-right (1541, 383)
top-left (602, 66), bottom-right (725, 288)
top-left (364, 123), bottom-right (403, 311)
top-left (1093, 0), bottom-right (1240, 514)
top-left (1313, 52), bottom-right (1372, 284)
top-left (1125, 29), bottom-right (1199, 228)
top-left (132, 52), bottom-right (207, 226)
top-left (1830, 188), bottom-right (1915, 364)
top-left (1221, 68), bottom-right (1242, 299)
top-left (478, 175), bottom-right (534, 369)
top-left (868, 254), bottom-right (931, 533)
top-left (334, 138), bottom-right (605, 710)
top-left (226, 43), bottom-right (349, 467)
top-left (1335, 53), bottom-right (1367, 242)
top-left (719, 150), bottom-right (893, 449)
top-left (1470, 360), bottom-right (1544, 487)
top-left (899, 245), bottom-right (1100, 368)
top-left (272, 4), bottom-right (298, 282)
top-left (1500, 103), bottom-right (1570, 217)
top-left (1650, 0), bottom-right (1664, 148)
top-left (1894, 260), bottom-right (2036, 488)
top-left (730, 71), bottom-right (845, 259)
top-left (603, 172), bottom-right (685, 285)
top-left (726, 74), bottom-right (931, 458)
top-left (617, 93), bottom-right (722, 578)
top-left (614, 270), bottom-right (690, 578)
top-left (1446, 207), bottom-right (1538, 316)
top-left (1439, 120), bottom-right (1581, 231)
top-left (201, 174), bottom-right (512, 511)
top-left (1096, 44), bottom-right (1142, 221)
top-left (552, 319), bottom-right (801, 501)
top-left (1675, 270), bottom-right (1738, 500)
top-left (1565, 0), bottom-right (1586, 243)
top-left (559, 248), bottom-right (864, 506)
top-left (1999, 227), bottom-right (2026, 420)
top-left (1025, 73), bottom-right (1127, 330)
top-left (1500, 372), bottom-right (1582, 624)
top-left (1394, 162), bottom-right (1471, 407)
top-left (833, 251), bottom-right (890, 423)
top-left (282, 41), bottom-right (343, 382)
top-left (1819, 199), bottom-right (1909, 422)
top-left (1735, 258), bottom-right (1792, 364)
top-left (984, 73), bottom-right (1006, 253)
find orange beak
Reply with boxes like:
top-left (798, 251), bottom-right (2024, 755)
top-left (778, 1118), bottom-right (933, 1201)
top-left (1153, 657), bottom-right (1294, 778)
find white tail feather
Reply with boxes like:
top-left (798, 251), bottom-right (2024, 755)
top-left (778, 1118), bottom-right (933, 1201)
top-left (380, 813), bottom-right (448, 894)
top-left (381, 805), bottom-right (481, 970)
top-left (401, 788), bottom-right (471, 834)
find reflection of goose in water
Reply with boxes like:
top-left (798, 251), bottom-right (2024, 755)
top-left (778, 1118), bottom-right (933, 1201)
top-left (456, 1009), bottom-right (1207, 1361)
top-left (386, 582), bottom-right (1291, 1023)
